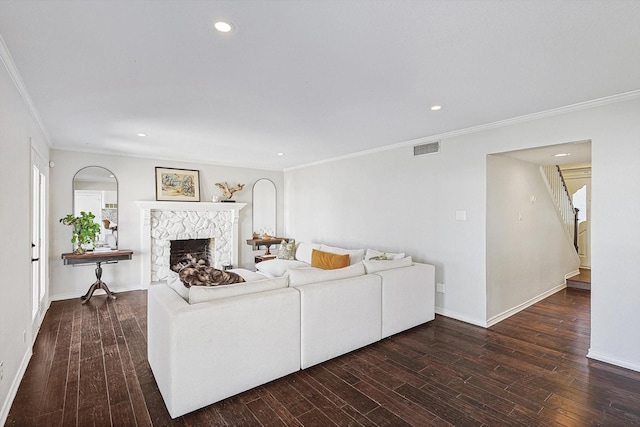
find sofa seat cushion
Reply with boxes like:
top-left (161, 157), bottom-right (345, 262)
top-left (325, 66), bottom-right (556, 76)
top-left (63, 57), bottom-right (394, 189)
top-left (319, 244), bottom-right (365, 265)
top-left (256, 259), bottom-right (309, 277)
top-left (363, 256), bottom-right (413, 273)
top-left (288, 262), bottom-right (365, 287)
top-left (188, 276), bottom-right (288, 304)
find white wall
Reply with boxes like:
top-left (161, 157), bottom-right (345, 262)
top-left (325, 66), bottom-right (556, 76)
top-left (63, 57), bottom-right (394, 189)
top-left (285, 96), bottom-right (640, 371)
top-left (486, 155), bottom-right (579, 324)
top-left (0, 55), bottom-right (50, 423)
top-left (49, 149), bottom-right (284, 300)
top-left (589, 100), bottom-right (640, 371)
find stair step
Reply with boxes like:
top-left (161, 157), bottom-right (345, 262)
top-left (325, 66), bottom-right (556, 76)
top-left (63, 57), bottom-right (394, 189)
top-left (567, 279), bottom-right (590, 291)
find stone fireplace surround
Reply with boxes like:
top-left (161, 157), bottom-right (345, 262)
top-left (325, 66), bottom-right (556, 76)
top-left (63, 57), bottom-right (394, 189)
top-left (136, 201), bottom-right (246, 286)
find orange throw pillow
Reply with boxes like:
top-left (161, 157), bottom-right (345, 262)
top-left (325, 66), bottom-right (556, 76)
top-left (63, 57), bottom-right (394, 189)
top-left (311, 249), bottom-right (350, 270)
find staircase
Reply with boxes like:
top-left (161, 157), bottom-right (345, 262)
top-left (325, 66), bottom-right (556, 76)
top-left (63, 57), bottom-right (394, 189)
top-left (541, 165), bottom-right (579, 252)
top-left (567, 268), bottom-right (591, 290)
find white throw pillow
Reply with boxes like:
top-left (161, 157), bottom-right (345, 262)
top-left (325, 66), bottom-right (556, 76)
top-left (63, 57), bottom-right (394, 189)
top-left (363, 256), bottom-right (413, 273)
top-left (319, 244), bottom-right (365, 265)
top-left (365, 249), bottom-right (405, 261)
top-left (295, 242), bottom-right (321, 264)
top-left (288, 262), bottom-right (365, 287)
top-left (188, 277), bottom-right (288, 304)
top-left (256, 259), bottom-right (309, 277)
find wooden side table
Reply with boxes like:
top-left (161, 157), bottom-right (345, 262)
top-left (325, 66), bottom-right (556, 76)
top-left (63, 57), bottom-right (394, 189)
top-left (62, 250), bottom-right (133, 304)
top-left (246, 238), bottom-right (288, 255)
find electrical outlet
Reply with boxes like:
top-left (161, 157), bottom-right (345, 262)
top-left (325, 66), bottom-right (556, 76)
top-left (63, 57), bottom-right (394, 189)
top-left (436, 283), bottom-right (446, 293)
top-left (1, 361), bottom-right (4, 381)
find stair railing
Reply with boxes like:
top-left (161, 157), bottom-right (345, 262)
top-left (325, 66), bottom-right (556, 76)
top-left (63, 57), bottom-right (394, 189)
top-left (542, 165), bottom-right (579, 252)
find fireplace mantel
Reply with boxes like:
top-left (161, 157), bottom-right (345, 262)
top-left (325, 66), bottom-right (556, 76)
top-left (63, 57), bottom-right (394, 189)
top-left (135, 201), bottom-right (247, 286)
top-left (135, 201), bottom-right (247, 213)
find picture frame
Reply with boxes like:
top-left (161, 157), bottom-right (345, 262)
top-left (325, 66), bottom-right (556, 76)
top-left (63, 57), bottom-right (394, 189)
top-left (155, 167), bottom-right (201, 202)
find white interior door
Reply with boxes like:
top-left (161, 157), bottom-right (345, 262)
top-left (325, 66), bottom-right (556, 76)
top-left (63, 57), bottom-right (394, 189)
top-left (31, 149), bottom-right (46, 331)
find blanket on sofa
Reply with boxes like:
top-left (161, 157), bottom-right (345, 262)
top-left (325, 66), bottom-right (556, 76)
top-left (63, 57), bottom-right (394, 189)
top-left (171, 254), bottom-right (245, 287)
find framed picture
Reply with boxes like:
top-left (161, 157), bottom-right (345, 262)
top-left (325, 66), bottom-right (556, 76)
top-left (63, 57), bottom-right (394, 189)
top-left (155, 167), bottom-right (201, 202)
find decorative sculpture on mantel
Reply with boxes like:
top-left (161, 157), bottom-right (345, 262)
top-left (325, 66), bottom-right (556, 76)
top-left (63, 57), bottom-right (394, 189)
top-left (215, 182), bottom-right (245, 200)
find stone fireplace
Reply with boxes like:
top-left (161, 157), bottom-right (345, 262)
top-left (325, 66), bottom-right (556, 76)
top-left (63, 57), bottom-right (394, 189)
top-left (136, 201), bottom-right (246, 286)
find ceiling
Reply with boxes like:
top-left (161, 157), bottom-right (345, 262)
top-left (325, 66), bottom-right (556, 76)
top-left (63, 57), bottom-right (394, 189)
top-left (1, 1), bottom-right (639, 170)
top-left (494, 140), bottom-right (592, 166)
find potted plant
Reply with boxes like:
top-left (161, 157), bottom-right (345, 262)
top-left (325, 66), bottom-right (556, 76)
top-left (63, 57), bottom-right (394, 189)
top-left (59, 211), bottom-right (102, 254)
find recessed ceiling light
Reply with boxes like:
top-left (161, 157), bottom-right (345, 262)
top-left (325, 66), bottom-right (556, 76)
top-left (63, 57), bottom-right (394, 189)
top-left (277, 152), bottom-right (284, 156)
top-left (430, 105), bottom-right (442, 111)
top-left (214, 21), bottom-right (234, 33)
top-left (554, 153), bottom-right (570, 157)
top-left (137, 133), bottom-right (147, 137)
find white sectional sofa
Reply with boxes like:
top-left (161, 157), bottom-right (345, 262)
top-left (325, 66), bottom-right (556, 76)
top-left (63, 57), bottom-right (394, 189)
top-left (147, 243), bottom-right (435, 418)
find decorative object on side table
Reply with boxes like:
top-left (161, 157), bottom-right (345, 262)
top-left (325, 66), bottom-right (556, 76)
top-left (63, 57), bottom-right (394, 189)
top-left (59, 211), bottom-right (102, 254)
top-left (215, 181), bottom-right (244, 201)
top-left (156, 167), bottom-right (201, 202)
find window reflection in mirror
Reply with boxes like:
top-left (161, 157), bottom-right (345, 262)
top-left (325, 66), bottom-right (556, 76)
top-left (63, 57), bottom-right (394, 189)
top-left (73, 166), bottom-right (118, 249)
top-left (252, 179), bottom-right (276, 237)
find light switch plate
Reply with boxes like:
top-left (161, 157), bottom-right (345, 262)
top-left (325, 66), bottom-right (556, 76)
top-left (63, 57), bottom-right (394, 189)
top-left (455, 211), bottom-right (467, 221)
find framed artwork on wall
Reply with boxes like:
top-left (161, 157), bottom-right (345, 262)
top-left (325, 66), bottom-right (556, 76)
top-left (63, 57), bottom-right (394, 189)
top-left (155, 167), bottom-right (201, 202)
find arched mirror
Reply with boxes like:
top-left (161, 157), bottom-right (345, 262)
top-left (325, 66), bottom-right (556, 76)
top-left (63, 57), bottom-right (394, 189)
top-left (252, 179), bottom-right (276, 237)
top-left (73, 166), bottom-right (118, 249)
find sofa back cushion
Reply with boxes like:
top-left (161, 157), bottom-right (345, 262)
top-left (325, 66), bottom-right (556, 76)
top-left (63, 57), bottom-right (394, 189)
top-left (188, 276), bottom-right (289, 304)
top-left (288, 262), bottom-right (365, 287)
top-left (311, 249), bottom-right (350, 270)
top-left (363, 256), bottom-right (413, 273)
top-left (295, 242), bottom-right (321, 264)
top-left (167, 271), bottom-right (190, 300)
top-left (319, 244), bottom-right (365, 265)
top-left (364, 248), bottom-right (406, 261)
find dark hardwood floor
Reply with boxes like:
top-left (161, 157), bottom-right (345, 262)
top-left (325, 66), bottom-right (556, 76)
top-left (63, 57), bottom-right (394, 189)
top-left (7, 287), bottom-right (640, 426)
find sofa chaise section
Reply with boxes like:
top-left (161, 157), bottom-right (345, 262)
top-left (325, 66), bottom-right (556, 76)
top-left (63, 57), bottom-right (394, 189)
top-left (147, 283), bottom-right (301, 418)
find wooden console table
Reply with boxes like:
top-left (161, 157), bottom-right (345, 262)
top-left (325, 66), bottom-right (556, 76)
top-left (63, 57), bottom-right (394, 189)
top-left (62, 249), bottom-right (133, 304)
top-left (246, 238), bottom-right (288, 255)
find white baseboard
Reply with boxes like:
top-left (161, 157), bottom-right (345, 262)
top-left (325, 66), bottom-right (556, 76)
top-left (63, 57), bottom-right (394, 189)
top-left (434, 307), bottom-right (487, 328)
top-left (486, 282), bottom-right (566, 327)
top-left (565, 269), bottom-right (581, 280)
top-left (0, 347), bottom-right (32, 426)
top-left (50, 284), bottom-right (143, 301)
top-left (587, 349), bottom-right (640, 373)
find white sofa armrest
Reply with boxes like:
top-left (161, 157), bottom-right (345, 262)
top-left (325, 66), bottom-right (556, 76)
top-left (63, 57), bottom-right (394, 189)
top-left (374, 262), bottom-right (435, 338)
top-left (148, 283), bottom-right (301, 418)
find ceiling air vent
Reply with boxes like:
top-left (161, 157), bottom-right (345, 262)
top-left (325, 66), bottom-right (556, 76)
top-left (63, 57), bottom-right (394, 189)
top-left (413, 141), bottom-right (440, 157)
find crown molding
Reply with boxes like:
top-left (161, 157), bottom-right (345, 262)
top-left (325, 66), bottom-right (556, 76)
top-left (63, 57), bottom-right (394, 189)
top-left (0, 34), bottom-right (51, 146)
top-left (286, 90), bottom-right (640, 172)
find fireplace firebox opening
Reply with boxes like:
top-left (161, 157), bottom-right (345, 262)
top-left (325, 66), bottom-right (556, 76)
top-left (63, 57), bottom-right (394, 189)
top-left (170, 238), bottom-right (215, 267)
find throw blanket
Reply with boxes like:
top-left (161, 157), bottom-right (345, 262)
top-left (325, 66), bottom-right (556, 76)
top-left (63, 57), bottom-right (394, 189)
top-left (171, 254), bottom-right (245, 287)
